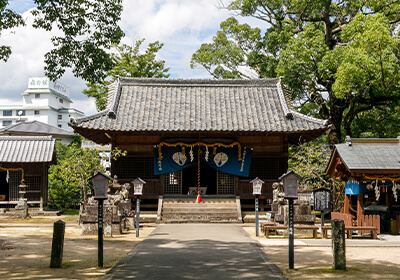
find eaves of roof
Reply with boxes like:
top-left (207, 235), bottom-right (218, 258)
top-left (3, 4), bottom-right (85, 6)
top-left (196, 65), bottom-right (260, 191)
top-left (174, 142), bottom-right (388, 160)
top-left (0, 136), bottom-right (56, 163)
top-left (70, 78), bottom-right (329, 144)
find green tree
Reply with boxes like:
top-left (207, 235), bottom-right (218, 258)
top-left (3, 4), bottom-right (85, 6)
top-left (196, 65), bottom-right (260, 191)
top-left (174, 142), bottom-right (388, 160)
top-left (48, 142), bottom-right (103, 209)
top-left (83, 39), bottom-right (170, 111)
top-left (192, 1), bottom-right (400, 144)
top-left (288, 141), bottom-right (344, 212)
top-left (1, 0), bottom-right (124, 82)
top-left (0, 1), bottom-right (24, 62)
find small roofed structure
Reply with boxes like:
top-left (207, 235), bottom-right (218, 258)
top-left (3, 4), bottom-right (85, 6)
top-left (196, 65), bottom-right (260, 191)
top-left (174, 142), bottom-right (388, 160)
top-left (0, 136), bottom-right (56, 210)
top-left (0, 120), bottom-right (75, 144)
top-left (326, 137), bottom-right (400, 231)
top-left (69, 78), bottom-right (328, 217)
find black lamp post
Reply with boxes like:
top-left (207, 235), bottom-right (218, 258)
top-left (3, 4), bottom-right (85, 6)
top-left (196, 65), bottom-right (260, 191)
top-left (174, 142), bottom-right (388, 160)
top-left (279, 171), bottom-right (301, 270)
top-left (250, 177), bottom-right (264, 237)
top-left (132, 178), bottom-right (146, 238)
top-left (90, 171), bottom-right (112, 268)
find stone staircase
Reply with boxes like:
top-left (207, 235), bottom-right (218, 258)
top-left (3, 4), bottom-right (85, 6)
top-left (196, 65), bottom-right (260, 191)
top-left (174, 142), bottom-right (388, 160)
top-left (160, 197), bottom-right (242, 223)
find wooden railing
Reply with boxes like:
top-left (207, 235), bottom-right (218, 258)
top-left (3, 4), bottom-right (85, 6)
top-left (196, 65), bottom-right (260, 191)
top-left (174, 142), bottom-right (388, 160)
top-left (357, 214), bottom-right (381, 234)
top-left (331, 212), bottom-right (354, 227)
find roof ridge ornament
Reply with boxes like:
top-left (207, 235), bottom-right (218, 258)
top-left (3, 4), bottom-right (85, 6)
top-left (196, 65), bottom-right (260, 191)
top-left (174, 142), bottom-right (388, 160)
top-left (107, 110), bottom-right (116, 119)
top-left (345, 135), bottom-right (352, 146)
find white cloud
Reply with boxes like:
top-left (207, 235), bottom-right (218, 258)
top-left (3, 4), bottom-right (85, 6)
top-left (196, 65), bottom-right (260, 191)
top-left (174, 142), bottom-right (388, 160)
top-left (0, 0), bottom-right (263, 115)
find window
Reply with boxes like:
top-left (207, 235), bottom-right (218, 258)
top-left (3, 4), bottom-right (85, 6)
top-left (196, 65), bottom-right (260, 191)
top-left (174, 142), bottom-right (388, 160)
top-left (17, 110), bottom-right (25, 116)
top-left (16, 120), bottom-right (25, 123)
top-left (3, 110), bottom-right (12, 116)
top-left (245, 157), bottom-right (286, 180)
top-left (58, 115), bottom-right (62, 120)
top-left (115, 157), bottom-right (157, 179)
top-left (2, 120), bottom-right (12, 126)
top-left (59, 99), bottom-right (63, 103)
top-left (58, 125), bottom-right (62, 128)
top-left (164, 171), bottom-right (182, 195)
top-left (34, 110), bottom-right (40, 115)
top-left (35, 94), bottom-right (40, 99)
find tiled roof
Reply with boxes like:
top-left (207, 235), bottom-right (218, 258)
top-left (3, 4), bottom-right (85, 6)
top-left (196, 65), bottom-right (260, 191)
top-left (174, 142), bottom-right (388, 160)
top-left (70, 78), bottom-right (328, 142)
top-left (0, 121), bottom-right (74, 137)
top-left (335, 139), bottom-right (400, 171)
top-left (0, 136), bottom-right (56, 163)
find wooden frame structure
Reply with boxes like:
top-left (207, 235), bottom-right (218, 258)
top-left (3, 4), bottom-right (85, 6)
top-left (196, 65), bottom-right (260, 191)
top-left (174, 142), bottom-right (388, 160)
top-left (70, 78), bottom-right (328, 206)
top-left (0, 136), bottom-right (56, 208)
top-left (326, 137), bottom-right (400, 231)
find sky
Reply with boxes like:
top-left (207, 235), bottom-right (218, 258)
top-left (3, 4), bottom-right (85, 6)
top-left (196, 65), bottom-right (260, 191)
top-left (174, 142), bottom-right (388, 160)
top-left (0, 0), bottom-right (264, 115)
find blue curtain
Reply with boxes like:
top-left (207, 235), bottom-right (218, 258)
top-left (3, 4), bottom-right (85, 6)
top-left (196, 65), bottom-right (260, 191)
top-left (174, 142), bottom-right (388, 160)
top-left (154, 145), bottom-right (252, 177)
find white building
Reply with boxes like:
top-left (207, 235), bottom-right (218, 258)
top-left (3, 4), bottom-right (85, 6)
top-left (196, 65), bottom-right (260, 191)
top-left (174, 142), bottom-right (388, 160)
top-left (0, 77), bottom-right (84, 130)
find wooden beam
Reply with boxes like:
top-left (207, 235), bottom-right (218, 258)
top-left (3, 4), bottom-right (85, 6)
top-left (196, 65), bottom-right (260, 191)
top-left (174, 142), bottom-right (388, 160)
top-left (357, 194), bottom-right (363, 217)
top-left (344, 195), bottom-right (350, 214)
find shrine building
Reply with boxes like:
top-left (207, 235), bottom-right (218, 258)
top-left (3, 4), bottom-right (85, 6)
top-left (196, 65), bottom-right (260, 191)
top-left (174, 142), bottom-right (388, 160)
top-left (70, 78), bottom-right (328, 217)
top-left (326, 137), bottom-right (400, 232)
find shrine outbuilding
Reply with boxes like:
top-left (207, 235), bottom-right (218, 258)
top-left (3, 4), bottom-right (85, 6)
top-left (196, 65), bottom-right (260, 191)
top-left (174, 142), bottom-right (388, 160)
top-left (0, 136), bottom-right (56, 210)
top-left (70, 78), bottom-right (328, 219)
top-left (325, 136), bottom-right (400, 232)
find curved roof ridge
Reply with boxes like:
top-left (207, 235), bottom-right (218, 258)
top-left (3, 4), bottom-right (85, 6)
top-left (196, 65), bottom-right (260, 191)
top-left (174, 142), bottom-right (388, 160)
top-left (106, 79), bottom-right (120, 109)
top-left (117, 77), bottom-right (280, 86)
top-left (276, 77), bottom-right (327, 126)
top-left (70, 109), bottom-right (110, 125)
top-left (0, 135), bottom-right (54, 141)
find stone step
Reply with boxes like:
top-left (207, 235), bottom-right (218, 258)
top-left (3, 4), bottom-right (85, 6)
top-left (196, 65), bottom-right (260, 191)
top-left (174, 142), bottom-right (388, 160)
top-left (162, 208), bottom-right (237, 213)
top-left (162, 219), bottom-right (241, 224)
top-left (162, 212), bottom-right (239, 218)
top-left (163, 205), bottom-right (236, 211)
top-left (163, 203), bottom-right (237, 207)
top-left (163, 199), bottom-right (236, 203)
top-left (160, 197), bottom-right (240, 223)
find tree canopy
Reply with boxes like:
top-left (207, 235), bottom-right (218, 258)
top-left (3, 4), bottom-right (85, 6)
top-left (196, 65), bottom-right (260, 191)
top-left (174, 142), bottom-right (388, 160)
top-left (48, 141), bottom-right (103, 209)
top-left (83, 39), bottom-right (170, 111)
top-left (1, 0), bottom-right (124, 83)
top-left (191, 0), bottom-right (400, 143)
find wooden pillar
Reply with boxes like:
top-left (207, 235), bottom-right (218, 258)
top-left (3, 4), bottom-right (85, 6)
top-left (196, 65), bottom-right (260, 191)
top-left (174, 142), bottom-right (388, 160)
top-left (387, 190), bottom-right (393, 214)
top-left (343, 195), bottom-right (350, 214)
top-left (357, 194), bottom-right (363, 217)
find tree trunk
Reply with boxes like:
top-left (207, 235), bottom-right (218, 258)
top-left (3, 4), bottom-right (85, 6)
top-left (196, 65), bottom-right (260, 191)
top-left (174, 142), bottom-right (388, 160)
top-left (328, 115), bottom-right (342, 144)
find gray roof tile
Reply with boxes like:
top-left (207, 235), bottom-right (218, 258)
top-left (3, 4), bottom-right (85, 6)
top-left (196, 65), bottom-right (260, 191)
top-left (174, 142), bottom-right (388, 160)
top-left (71, 77), bottom-right (328, 135)
top-left (0, 120), bottom-right (74, 137)
top-left (0, 136), bottom-right (55, 163)
top-left (335, 140), bottom-right (400, 171)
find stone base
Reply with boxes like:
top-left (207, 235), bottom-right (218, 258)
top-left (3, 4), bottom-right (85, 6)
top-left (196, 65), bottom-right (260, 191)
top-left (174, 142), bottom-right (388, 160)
top-left (81, 222), bottom-right (122, 237)
top-left (274, 203), bottom-right (316, 225)
top-left (14, 199), bottom-right (29, 219)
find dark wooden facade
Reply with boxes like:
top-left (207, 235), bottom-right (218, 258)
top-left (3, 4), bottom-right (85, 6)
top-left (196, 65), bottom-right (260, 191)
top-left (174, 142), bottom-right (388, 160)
top-left (107, 134), bottom-right (289, 200)
top-left (0, 136), bottom-right (56, 208)
top-left (0, 162), bottom-right (50, 207)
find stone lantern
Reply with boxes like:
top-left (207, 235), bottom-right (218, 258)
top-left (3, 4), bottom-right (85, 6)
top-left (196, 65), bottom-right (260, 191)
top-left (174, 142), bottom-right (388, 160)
top-left (279, 171), bottom-right (301, 199)
top-left (91, 172), bottom-right (112, 200)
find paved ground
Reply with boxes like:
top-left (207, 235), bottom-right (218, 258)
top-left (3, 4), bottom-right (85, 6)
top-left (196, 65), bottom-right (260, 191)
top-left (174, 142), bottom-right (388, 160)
top-left (256, 233), bottom-right (400, 247)
top-left (102, 224), bottom-right (286, 280)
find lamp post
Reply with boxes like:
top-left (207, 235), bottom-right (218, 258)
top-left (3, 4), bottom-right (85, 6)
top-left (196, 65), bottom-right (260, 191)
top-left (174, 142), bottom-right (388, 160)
top-left (279, 171), bottom-right (301, 270)
top-left (250, 177), bottom-right (264, 237)
top-left (90, 171), bottom-right (112, 268)
top-left (132, 178), bottom-right (146, 238)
